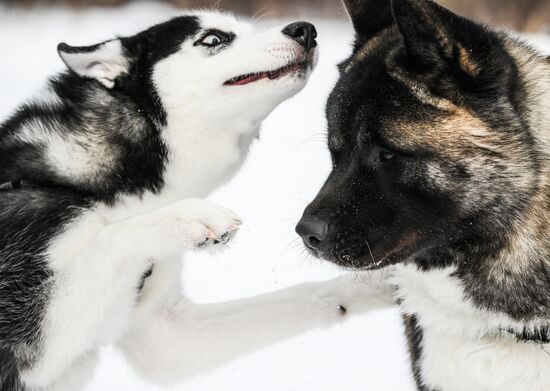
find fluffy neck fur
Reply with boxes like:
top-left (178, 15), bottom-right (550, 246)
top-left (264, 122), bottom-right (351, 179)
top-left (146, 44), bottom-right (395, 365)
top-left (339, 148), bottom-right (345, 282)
top-left (458, 39), bottom-right (550, 323)
top-left (504, 38), bottom-right (550, 269)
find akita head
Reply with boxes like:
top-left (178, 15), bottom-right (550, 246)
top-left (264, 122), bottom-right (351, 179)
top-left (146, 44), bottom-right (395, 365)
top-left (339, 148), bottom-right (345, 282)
top-left (297, 0), bottom-right (545, 270)
top-left (57, 11), bottom-right (319, 129)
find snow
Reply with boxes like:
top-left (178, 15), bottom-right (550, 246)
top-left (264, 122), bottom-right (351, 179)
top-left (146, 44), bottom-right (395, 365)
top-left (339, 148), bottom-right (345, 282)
top-left (0, 2), bottom-right (548, 390)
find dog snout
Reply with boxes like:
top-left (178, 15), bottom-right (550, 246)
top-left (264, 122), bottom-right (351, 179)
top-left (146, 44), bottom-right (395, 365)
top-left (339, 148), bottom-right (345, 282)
top-left (282, 21), bottom-right (318, 52)
top-left (296, 216), bottom-right (329, 251)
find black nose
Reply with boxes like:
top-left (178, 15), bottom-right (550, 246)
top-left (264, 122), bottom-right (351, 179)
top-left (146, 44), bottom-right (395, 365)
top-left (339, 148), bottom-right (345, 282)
top-left (296, 218), bottom-right (328, 250)
top-left (282, 21), bottom-right (318, 52)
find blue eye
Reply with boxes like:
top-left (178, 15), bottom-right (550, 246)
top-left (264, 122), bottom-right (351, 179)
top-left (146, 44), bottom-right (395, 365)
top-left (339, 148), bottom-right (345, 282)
top-left (194, 31), bottom-right (235, 49)
top-left (203, 35), bottom-right (221, 45)
top-left (201, 34), bottom-right (222, 46)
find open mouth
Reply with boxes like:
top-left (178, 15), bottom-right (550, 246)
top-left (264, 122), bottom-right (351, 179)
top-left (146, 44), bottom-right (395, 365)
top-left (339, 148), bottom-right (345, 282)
top-left (224, 61), bottom-right (309, 86)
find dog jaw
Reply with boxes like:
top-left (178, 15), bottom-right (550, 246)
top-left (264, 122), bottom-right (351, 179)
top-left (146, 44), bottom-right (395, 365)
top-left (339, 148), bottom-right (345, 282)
top-left (151, 12), bottom-right (318, 201)
top-left (153, 13), bottom-right (318, 128)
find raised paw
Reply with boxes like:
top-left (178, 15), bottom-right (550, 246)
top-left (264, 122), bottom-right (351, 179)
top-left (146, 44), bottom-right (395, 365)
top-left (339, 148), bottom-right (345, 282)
top-left (173, 199), bottom-right (242, 251)
top-left (122, 199), bottom-right (242, 259)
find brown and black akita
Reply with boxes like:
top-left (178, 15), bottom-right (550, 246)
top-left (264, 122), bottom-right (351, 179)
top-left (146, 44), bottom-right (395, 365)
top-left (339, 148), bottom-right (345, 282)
top-left (296, 0), bottom-right (550, 390)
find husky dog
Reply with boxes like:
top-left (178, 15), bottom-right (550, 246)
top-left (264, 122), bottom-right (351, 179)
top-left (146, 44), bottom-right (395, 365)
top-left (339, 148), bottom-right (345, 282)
top-left (297, 0), bottom-right (550, 390)
top-left (0, 11), bottom-right (373, 391)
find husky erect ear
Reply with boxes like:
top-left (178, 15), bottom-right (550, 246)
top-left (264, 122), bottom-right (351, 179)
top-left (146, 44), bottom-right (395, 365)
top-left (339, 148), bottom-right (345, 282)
top-left (343, 0), bottom-right (394, 43)
top-left (57, 39), bottom-right (129, 88)
top-left (391, 0), bottom-right (480, 77)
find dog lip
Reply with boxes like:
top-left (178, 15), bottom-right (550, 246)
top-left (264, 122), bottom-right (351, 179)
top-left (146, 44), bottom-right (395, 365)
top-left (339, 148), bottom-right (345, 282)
top-left (335, 231), bottom-right (422, 270)
top-left (223, 60), bottom-right (311, 86)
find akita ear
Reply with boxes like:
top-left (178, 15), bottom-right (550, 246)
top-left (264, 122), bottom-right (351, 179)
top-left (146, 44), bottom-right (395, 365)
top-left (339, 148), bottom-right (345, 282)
top-left (57, 39), bottom-right (129, 89)
top-left (391, 0), bottom-right (480, 77)
top-left (343, 0), bottom-right (394, 42)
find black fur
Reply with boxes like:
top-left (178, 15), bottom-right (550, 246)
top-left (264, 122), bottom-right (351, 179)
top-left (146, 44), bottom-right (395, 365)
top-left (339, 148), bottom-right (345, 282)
top-left (300, 0), bottom-right (544, 315)
top-left (118, 16), bottom-right (201, 127)
top-left (0, 189), bottom-right (89, 389)
top-left (403, 315), bottom-right (433, 391)
top-left (3, 16), bottom-right (202, 205)
top-left (298, 0), bottom-right (550, 389)
top-left (343, 0), bottom-right (395, 50)
top-left (0, 16), bottom-right (201, 389)
top-left (137, 265), bottom-right (155, 293)
top-left (509, 326), bottom-right (550, 344)
top-left (0, 348), bottom-right (23, 391)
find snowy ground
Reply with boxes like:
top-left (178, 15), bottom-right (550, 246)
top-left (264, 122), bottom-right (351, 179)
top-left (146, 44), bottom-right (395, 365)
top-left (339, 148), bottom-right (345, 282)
top-left (0, 2), bottom-right (548, 390)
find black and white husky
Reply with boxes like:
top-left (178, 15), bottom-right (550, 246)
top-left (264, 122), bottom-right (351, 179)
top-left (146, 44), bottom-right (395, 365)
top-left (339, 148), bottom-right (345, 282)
top-left (0, 11), bottom-right (372, 391)
top-left (298, 0), bottom-right (550, 390)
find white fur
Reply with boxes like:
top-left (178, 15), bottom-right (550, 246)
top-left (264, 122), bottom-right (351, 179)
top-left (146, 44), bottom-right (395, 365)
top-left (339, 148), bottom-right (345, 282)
top-left (154, 12), bottom-right (319, 199)
top-left (59, 40), bottom-right (129, 89)
top-left (9, 120), bottom-right (118, 184)
top-left (19, 12), bottom-right (372, 391)
top-left (394, 265), bottom-right (550, 391)
top-left (45, 133), bottom-right (118, 183)
top-left (31, 85), bottom-right (63, 108)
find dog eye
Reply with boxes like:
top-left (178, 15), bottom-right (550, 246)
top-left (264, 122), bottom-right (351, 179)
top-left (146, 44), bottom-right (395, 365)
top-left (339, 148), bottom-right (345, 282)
top-left (197, 33), bottom-right (226, 47)
top-left (379, 151), bottom-right (396, 163)
top-left (203, 34), bottom-right (222, 46)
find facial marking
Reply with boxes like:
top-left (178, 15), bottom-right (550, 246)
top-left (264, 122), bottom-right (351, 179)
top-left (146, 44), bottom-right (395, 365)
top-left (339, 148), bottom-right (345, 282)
top-left (457, 44), bottom-right (480, 77)
top-left (388, 68), bottom-right (456, 112)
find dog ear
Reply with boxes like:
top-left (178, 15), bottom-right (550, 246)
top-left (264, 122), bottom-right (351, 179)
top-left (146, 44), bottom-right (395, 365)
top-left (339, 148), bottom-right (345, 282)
top-left (343, 0), bottom-right (394, 43)
top-left (57, 39), bottom-right (129, 89)
top-left (391, 0), bottom-right (480, 77)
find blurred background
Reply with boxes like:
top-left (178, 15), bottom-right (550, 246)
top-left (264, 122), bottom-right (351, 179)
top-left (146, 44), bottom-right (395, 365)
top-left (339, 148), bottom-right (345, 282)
top-left (0, 0), bottom-right (549, 31)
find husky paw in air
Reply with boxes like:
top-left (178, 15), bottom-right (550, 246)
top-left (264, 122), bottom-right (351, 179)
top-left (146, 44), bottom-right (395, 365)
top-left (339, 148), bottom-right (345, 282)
top-left (0, 11), bottom-right (325, 391)
top-left (116, 199), bottom-right (242, 257)
top-left (160, 198), bottom-right (242, 251)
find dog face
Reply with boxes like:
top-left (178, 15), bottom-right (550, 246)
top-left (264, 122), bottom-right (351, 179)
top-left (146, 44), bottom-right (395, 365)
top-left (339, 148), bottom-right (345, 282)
top-left (297, 0), bottom-right (539, 270)
top-left (57, 12), bottom-right (318, 128)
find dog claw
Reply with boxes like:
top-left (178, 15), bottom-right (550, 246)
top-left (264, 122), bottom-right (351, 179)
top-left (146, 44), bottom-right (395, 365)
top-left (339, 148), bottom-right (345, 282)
top-left (197, 231), bottom-right (234, 248)
top-left (219, 232), bottom-right (232, 244)
top-left (337, 305), bottom-right (347, 316)
top-left (197, 238), bottom-right (211, 248)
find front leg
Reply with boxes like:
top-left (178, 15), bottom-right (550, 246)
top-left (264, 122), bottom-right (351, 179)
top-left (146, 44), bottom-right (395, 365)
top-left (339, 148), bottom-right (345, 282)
top-left (22, 198), bottom-right (241, 389)
top-left (118, 271), bottom-right (394, 385)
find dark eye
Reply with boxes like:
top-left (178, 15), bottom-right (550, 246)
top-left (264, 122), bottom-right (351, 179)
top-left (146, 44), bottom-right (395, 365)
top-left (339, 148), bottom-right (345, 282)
top-left (379, 150), bottom-right (396, 163)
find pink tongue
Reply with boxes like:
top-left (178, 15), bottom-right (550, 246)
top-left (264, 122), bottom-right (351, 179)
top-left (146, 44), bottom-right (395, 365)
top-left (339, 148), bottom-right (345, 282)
top-left (233, 72), bottom-right (269, 86)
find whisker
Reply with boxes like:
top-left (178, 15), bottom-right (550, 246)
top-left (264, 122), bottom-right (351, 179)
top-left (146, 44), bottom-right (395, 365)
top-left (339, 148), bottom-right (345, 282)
top-left (364, 239), bottom-right (376, 265)
top-left (251, 8), bottom-right (273, 23)
top-left (298, 133), bottom-right (328, 146)
top-left (280, 237), bottom-right (303, 255)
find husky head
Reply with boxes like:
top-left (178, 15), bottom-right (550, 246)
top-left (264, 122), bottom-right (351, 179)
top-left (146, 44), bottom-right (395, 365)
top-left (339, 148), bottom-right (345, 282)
top-left (296, 0), bottom-right (549, 271)
top-left (57, 12), bottom-right (319, 130)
